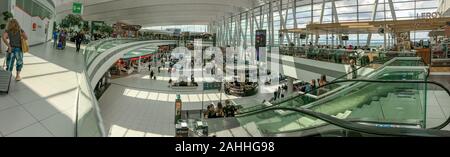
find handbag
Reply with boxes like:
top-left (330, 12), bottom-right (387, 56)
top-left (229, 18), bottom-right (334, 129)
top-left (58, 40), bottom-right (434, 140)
top-left (21, 32), bottom-right (29, 53)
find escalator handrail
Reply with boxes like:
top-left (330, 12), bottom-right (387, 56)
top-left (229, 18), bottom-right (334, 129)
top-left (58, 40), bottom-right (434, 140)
top-left (242, 107), bottom-right (450, 137)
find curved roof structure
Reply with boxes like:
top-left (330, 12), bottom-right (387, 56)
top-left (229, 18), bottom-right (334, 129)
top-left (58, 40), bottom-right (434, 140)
top-left (53, 0), bottom-right (266, 26)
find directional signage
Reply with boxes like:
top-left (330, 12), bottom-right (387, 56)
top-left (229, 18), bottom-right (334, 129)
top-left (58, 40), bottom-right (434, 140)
top-left (72, 2), bottom-right (83, 15)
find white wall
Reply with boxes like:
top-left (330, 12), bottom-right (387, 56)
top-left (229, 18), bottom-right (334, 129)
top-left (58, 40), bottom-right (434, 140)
top-left (11, 0), bottom-right (55, 46)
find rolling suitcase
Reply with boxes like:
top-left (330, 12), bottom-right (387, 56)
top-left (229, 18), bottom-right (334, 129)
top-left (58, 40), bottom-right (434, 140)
top-left (0, 55), bottom-right (13, 94)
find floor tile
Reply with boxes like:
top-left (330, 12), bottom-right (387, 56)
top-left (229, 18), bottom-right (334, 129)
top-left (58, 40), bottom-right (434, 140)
top-left (0, 95), bottom-right (21, 111)
top-left (40, 109), bottom-right (75, 137)
top-left (7, 123), bottom-right (53, 137)
top-left (23, 100), bottom-right (60, 121)
top-left (0, 106), bottom-right (38, 135)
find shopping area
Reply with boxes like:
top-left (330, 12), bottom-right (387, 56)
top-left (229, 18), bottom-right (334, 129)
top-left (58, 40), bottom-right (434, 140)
top-left (0, 0), bottom-right (450, 137)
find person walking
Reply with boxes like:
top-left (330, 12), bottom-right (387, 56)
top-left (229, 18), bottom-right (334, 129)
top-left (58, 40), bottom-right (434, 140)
top-left (347, 59), bottom-right (358, 80)
top-left (58, 30), bottom-right (66, 50)
top-left (150, 70), bottom-right (154, 80)
top-left (2, 19), bottom-right (28, 81)
top-left (277, 86), bottom-right (282, 99)
top-left (75, 31), bottom-right (84, 53)
top-left (53, 30), bottom-right (59, 48)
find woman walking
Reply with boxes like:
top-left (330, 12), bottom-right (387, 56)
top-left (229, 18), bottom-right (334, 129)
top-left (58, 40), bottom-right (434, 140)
top-left (2, 19), bottom-right (28, 81)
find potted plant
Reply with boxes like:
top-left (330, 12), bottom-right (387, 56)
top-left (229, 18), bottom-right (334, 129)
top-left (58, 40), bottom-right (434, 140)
top-left (0, 11), bottom-right (13, 53)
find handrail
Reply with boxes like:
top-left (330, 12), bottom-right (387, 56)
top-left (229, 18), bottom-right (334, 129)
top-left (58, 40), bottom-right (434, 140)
top-left (237, 79), bottom-right (450, 133)
top-left (75, 38), bottom-right (179, 136)
top-left (245, 107), bottom-right (450, 137)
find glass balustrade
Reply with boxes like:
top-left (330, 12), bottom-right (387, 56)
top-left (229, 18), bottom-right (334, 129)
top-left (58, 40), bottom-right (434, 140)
top-left (278, 46), bottom-right (420, 67)
top-left (76, 39), bottom-right (141, 137)
top-left (75, 38), bottom-right (176, 137)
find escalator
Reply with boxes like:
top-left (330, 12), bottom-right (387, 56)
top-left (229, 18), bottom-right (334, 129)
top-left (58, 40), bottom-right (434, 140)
top-left (237, 57), bottom-right (428, 116)
top-left (206, 57), bottom-right (450, 137)
top-left (208, 80), bottom-right (450, 137)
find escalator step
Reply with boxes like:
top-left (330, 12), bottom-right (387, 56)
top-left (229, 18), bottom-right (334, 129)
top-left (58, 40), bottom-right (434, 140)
top-left (312, 119), bottom-right (326, 126)
top-left (278, 122), bottom-right (302, 132)
top-left (243, 122), bottom-right (263, 137)
top-left (230, 127), bottom-right (251, 137)
top-left (297, 117), bottom-right (315, 127)
top-left (215, 130), bottom-right (234, 137)
top-left (342, 110), bottom-right (352, 118)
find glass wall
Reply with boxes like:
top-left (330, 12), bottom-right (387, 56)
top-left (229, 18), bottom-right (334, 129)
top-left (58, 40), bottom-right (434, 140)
top-left (16, 0), bottom-right (53, 19)
top-left (214, 0), bottom-right (439, 48)
top-left (143, 25), bottom-right (208, 33)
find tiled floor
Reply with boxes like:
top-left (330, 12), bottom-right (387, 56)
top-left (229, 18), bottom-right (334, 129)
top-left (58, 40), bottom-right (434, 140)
top-left (0, 42), bottom-right (82, 137)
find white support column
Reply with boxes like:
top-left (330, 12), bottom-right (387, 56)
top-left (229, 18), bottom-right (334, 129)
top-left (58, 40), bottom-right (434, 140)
top-left (236, 15), bottom-right (239, 47)
top-left (270, 1), bottom-right (275, 46)
top-left (332, 0), bottom-right (339, 23)
top-left (309, 0), bottom-right (314, 45)
top-left (251, 9), bottom-right (255, 47)
top-left (226, 17), bottom-right (230, 46)
top-left (293, 0), bottom-right (300, 46)
top-left (279, 0), bottom-right (285, 45)
top-left (284, 0), bottom-right (292, 44)
top-left (260, 6), bottom-right (264, 30)
top-left (244, 12), bottom-right (249, 49)
top-left (320, 0), bottom-right (326, 23)
top-left (388, 0), bottom-right (397, 20)
top-left (254, 9), bottom-right (260, 30)
top-left (367, 0), bottom-right (379, 47)
top-left (287, 77), bottom-right (294, 95)
top-left (238, 14), bottom-right (242, 47)
top-left (356, 0), bottom-right (360, 47)
top-left (331, 0), bottom-right (341, 46)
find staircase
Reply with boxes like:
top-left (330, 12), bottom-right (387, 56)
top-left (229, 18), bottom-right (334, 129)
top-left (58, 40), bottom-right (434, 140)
top-left (347, 88), bottom-right (423, 125)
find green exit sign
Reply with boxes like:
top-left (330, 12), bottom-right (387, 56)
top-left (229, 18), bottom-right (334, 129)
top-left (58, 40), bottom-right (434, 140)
top-left (72, 2), bottom-right (83, 14)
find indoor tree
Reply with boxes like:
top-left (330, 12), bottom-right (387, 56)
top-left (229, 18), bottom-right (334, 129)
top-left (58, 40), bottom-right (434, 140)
top-left (59, 14), bottom-right (83, 29)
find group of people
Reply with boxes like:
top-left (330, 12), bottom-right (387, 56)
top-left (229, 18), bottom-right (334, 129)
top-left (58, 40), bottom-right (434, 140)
top-left (272, 85), bottom-right (288, 101)
top-left (53, 29), bottom-right (67, 50)
top-left (297, 75), bottom-right (329, 95)
top-left (204, 100), bottom-right (238, 119)
top-left (52, 29), bottom-right (85, 52)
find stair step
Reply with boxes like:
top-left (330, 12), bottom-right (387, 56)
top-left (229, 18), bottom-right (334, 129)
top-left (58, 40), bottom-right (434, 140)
top-left (312, 119), bottom-right (326, 126)
top-left (215, 129), bottom-right (233, 137)
top-left (297, 117), bottom-right (315, 127)
top-left (342, 110), bottom-right (352, 118)
top-left (334, 113), bottom-right (345, 119)
top-left (229, 127), bottom-right (251, 137)
top-left (243, 122), bottom-right (263, 137)
top-left (278, 122), bottom-right (302, 132)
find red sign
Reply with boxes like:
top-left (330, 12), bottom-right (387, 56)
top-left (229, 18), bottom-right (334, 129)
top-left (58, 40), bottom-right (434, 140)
top-left (32, 23), bottom-right (37, 31)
